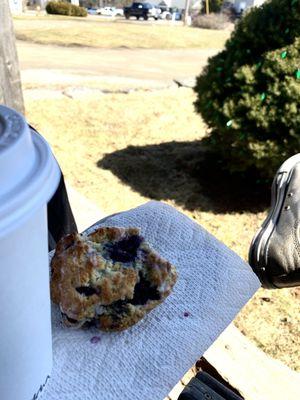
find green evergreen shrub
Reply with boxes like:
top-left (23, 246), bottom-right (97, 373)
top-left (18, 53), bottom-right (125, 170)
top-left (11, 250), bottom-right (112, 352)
top-left (70, 4), bottom-right (87, 17)
top-left (46, 1), bottom-right (71, 15)
top-left (194, 0), bottom-right (300, 178)
top-left (46, 1), bottom-right (87, 17)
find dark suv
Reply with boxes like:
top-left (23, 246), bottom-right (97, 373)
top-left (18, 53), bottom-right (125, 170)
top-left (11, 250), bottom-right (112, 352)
top-left (124, 2), bottom-right (159, 20)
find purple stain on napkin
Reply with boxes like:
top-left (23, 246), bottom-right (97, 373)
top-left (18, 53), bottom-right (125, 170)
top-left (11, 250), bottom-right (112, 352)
top-left (90, 336), bottom-right (101, 344)
top-left (183, 311), bottom-right (190, 317)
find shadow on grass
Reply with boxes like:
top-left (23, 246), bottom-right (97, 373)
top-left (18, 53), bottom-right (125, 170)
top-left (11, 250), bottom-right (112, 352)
top-left (97, 140), bottom-right (270, 214)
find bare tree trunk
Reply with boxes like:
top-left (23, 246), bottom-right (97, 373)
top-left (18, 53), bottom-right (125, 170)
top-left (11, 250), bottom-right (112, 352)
top-left (184, 0), bottom-right (191, 25)
top-left (0, 0), bottom-right (24, 114)
top-left (206, 0), bottom-right (210, 14)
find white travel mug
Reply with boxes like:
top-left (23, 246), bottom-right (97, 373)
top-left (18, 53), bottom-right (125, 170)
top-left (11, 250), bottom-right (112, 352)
top-left (0, 105), bottom-right (60, 399)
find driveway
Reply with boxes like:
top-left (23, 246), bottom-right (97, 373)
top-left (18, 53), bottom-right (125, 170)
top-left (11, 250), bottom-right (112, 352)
top-left (17, 41), bottom-right (219, 88)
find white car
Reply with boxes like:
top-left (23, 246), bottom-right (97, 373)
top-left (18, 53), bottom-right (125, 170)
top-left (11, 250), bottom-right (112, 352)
top-left (160, 10), bottom-right (172, 20)
top-left (97, 7), bottom-right (124, 17)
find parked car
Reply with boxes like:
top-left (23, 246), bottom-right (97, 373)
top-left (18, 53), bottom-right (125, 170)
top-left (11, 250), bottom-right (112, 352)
top-left (87, 8), bottom-right (98, 15)
top-left (160, 10), bottom-right (172, 20)
top-left (158, 7), bottom-right (182, 21)
top-left (124, 2), bottom-right (160, 20)
top-left (97, 6), bottom-right (124, 17)
top-left (172, 9), bottom-right (183, 21)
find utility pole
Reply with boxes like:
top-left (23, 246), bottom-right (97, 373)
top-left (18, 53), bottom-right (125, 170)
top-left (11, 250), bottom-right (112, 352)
top-left (184, 0), bottom-right (191, 25)
top-left (0, 0), bottom-right (24, 114)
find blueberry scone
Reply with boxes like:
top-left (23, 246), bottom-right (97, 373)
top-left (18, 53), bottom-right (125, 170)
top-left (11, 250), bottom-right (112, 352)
top-left (51, 227), bottom-right (177, 331)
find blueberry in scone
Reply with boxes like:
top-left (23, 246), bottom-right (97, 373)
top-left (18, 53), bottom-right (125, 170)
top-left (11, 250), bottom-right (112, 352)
top-left (50, 227), bottom-right (177, 331)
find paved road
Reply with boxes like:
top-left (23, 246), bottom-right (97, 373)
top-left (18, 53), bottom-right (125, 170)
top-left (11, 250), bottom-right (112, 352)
top-left (17, 41), bottom-right (218, 84)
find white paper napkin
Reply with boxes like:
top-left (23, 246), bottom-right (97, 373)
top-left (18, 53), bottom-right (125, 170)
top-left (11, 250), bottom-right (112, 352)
top-left (41, 201), bottom-right (260, 400)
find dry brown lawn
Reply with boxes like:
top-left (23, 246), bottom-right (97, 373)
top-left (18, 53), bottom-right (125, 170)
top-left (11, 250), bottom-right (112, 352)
top-left (25, 87), bottom-right (300, 372)
top-left (13, 15), bottom-right (230, 49)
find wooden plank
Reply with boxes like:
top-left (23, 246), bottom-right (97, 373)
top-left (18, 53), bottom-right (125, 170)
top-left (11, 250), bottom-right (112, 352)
top-left (166, 366), bottom-right (196, 400)
top-left (180, 365), bottom-right (197, 386)
top-left (0, 0), bottom-right (24, 114)
top-left (167, 380), bottom-right (185, 400)
top-left (65, 183), bottom-right (105, 233)
top-left (204, 324), bottom-right (300, 400)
